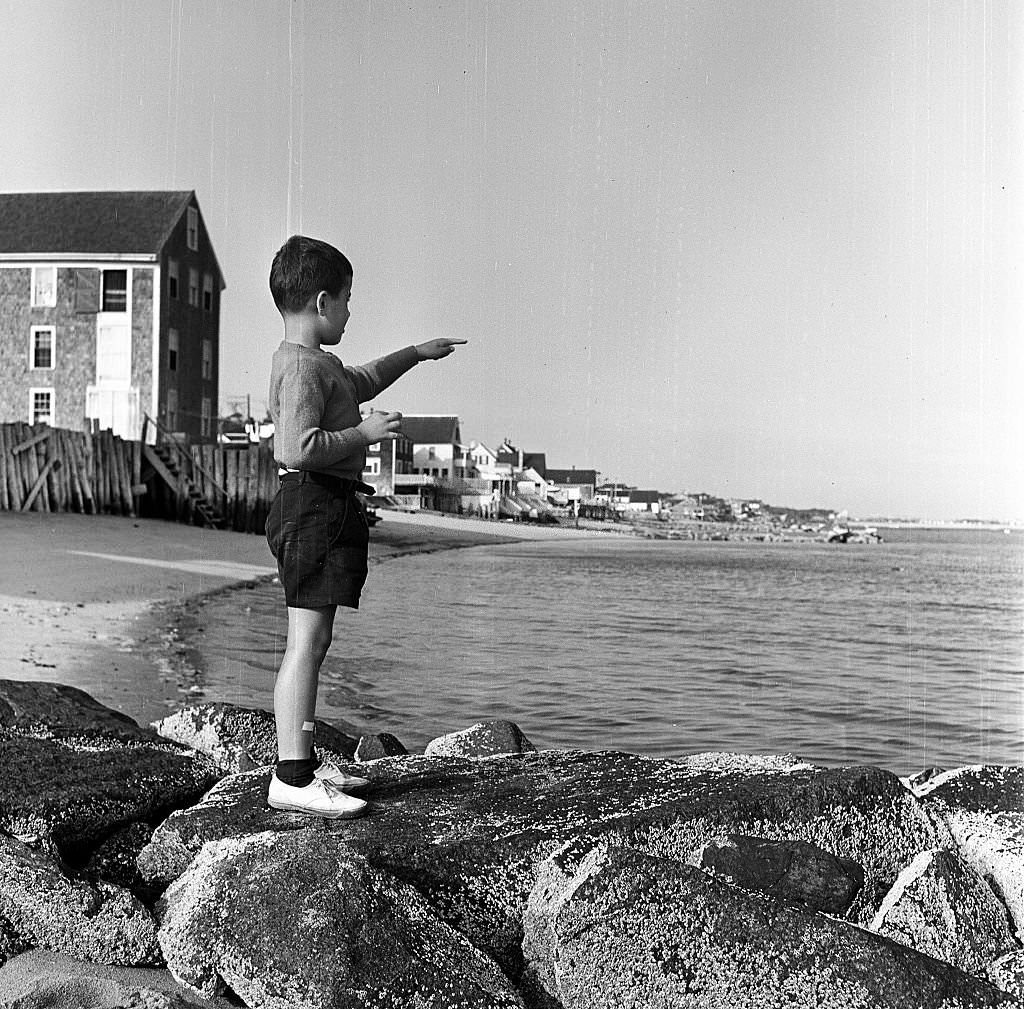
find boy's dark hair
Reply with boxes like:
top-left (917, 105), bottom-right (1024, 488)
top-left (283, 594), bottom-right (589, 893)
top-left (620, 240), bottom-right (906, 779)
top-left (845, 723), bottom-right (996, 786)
top-left (269, 235), bottom-right (353, 313)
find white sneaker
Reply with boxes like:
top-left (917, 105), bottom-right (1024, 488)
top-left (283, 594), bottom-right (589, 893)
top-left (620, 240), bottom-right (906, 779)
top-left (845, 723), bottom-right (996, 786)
top-left (267, 775), bottom-right (368, 819)
top-left (314, 761), bottom-right (370, 792)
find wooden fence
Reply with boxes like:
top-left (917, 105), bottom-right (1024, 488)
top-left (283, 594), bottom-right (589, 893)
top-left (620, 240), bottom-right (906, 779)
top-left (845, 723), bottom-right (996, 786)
top-left (186, 441), bottom-right (279, 533)
top-left (0, 422), bottom-right (142, 516)
top-left (0, 422), bottom-right (280, 533)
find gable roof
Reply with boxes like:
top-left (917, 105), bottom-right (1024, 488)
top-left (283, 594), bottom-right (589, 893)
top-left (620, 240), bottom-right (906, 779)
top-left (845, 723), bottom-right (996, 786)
top-left (629, 489), bottom-right (662, 503)
top-left (401, 415), bottom-right (461, 445)
top-left (522, 452), bottom-right (546, 477)
top-left (0, 190), bottom-right (197, 258)
top-left (546, 469), bottom-right (598, 486)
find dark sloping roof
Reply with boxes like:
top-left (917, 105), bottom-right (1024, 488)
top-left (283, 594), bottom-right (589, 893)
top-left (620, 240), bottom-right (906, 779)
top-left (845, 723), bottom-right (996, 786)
top-left (401, 415), bottom-right (461, 444)
top-left (546, 469), bottom-right (598, 485)
top-left (0, 190), bottom-right (195, 256)
top-left (629, 489), bottom-right (662, 503)
top-left (522, 452), bottom-right (546, 476)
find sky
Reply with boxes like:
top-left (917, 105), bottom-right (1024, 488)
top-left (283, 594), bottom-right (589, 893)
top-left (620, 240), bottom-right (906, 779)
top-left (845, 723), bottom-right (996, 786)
top-left (1, 1), bottom-right (1020, 520)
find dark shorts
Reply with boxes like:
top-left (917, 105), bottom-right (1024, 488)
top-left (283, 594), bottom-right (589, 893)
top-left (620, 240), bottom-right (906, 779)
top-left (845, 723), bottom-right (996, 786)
top-left (265, 473), bottom-right (372, 609)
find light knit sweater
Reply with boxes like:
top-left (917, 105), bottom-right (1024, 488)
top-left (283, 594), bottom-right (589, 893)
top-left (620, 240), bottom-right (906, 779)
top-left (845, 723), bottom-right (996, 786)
top-left (268, 341), bottom-right (419, 479)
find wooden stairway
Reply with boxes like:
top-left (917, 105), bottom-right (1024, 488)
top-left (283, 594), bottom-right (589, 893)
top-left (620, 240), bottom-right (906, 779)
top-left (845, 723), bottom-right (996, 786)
top-left (143, 443), bottom-right (226, 529)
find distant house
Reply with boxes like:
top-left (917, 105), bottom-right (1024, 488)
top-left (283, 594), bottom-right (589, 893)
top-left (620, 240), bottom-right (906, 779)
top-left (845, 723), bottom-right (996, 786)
top-left (400, 414), bottom-right (464, 479)
top-left (0, 190), bottom-right (224, 442)
top-left (465, 440), bottom-right (498, 476)
top-left (625, 489), bottom-right (663, 514)
top-left (545, 468), bottom-right (598, 503)
top-left (594, 483), bottom-right (632, 509)
top-left (362, 424), bottom-right (414, 496)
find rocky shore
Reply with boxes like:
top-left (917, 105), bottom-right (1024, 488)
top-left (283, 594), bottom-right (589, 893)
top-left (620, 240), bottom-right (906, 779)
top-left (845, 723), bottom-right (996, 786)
top-left (1, 678), bottom-right (1022, 1008)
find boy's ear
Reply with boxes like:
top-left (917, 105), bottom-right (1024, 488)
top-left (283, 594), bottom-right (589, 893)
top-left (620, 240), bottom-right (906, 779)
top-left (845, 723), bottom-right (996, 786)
top-left (314, 291), bottom-right (329, 316)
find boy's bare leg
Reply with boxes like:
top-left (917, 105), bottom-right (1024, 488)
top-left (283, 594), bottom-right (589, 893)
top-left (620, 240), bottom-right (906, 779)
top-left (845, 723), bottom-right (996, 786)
top-left (275, 604), bottom-right (336, 760)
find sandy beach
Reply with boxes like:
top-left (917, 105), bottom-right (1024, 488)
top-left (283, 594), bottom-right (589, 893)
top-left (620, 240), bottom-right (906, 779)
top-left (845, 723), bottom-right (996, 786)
top-left (0, 509), bottom-right (593, 725)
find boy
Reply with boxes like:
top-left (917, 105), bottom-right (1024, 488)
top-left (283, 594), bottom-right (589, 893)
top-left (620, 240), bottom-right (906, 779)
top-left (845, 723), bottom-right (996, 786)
top-left (264, 235), bottom-right (465, 818)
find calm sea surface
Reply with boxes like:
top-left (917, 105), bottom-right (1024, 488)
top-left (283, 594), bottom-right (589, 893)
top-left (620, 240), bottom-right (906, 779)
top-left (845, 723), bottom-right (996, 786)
top-left (162, 528), bottom-right (1023, 773)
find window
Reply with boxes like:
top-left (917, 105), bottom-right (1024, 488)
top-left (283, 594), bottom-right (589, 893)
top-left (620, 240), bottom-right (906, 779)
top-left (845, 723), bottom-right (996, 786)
top-left (30, 327), bottom-right (55, 369)
top-left (201, 338), bottom-right (212, 380)
top-left (29, 388), bottom-right (54, 425)
top-left (31, 267), bottom-right (56, 307)
top-left (166, 388), bottom-right (178, 430)
top-left (188, 268), bottom-right (199, 307)
top-left (168, 259), bottom-right (179, 299)
top-left (203, 273), bottom-right (214, 311)
top-left (201, 397), bottom-right (212, 437)
top-left (101, 270), bottom-right (128, 312)
top-left (186, 207), bottom-right (199, 250)
top-left (168, 328), bottom-right (179, 372)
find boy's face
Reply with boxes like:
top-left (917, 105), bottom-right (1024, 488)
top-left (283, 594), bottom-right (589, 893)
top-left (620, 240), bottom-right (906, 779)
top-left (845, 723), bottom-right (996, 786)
top-left (316, 279), bottom-right (352, 345)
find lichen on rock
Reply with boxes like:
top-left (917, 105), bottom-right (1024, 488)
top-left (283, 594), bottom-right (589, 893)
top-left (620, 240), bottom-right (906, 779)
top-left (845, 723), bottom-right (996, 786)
top-left (157, 829), bottom-right (524, 1008)
top-left (521, 842), bottom-right (1018, 1009)
top-left (151, 701), bottom-right (359, 773)
top-left (0, 833), bottom-right (160, 967)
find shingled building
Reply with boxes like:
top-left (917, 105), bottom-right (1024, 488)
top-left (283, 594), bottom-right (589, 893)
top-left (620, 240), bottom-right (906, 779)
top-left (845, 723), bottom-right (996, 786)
top-left (0, 190), bottom-right (224, 442)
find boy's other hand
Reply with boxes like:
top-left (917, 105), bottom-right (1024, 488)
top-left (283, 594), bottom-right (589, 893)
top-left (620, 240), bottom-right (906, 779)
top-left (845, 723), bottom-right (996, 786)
top-left (415, 339), bottom-right (468, 360)
top-left (359, 411), bottom-right (403, 443)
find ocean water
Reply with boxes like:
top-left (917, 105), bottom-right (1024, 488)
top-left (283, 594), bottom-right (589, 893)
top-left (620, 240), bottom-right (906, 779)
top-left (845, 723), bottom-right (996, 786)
top-left (162, 528), bottom-right (1023, 774)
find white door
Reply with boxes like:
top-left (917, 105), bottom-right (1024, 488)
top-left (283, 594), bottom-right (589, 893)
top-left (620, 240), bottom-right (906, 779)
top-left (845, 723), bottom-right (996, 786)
top-left (96, 322), bottom-right (132, 387)
top-left (87, 318), bottom-right (138, 437)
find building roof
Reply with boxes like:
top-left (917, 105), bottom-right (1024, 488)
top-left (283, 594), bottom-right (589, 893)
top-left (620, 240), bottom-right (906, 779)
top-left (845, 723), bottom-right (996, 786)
top-left (522, 452), bottom-right (547, 477)
top-left (401, 415), bottom-right (462, 444)
top-left (0, 190), bottom-right (199, 258)
top-left (628, 489), bottom-right (662, 503)
top-left (546, 468), bottom-right (598, 486)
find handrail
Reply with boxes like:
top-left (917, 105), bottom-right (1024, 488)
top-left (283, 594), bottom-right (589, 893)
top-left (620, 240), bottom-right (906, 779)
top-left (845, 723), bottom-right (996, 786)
top-left (142, 413), bottom-right (231, 501)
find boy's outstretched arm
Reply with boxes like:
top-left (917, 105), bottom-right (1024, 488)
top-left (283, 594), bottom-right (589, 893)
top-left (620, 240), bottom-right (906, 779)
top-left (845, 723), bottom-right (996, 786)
top-left (415, 339), bottom-right (468, 360)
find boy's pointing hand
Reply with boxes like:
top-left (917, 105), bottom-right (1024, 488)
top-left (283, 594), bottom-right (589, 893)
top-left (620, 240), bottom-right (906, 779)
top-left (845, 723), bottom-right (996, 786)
top-left (359, 411), bottom-right (404, 443)
top-left (415, 339), bottom-right (468, 361)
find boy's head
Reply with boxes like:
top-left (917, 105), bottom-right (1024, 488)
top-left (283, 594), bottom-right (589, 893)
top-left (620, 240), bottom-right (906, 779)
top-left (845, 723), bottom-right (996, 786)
top-left (269, 235), bottom-right (353, 315)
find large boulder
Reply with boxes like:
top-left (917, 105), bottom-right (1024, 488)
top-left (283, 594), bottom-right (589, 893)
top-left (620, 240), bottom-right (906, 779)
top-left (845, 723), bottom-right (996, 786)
top-left (151, 702), bottom-right (359, 772)
top-left (425, 720), bottom-right (536, 758)
top-left (0, 834), bottom-right (159, 966)
top-left (521, 842), bottom-right (1018, 1009)
top-left (870, 848), bottom-right (1018, 976)
top-left (920, 767), bottom-right (1024, 938)
top-left (137, 749), bottom-right (947, 977)
top-left (0, 733), bottom-right (221, 862)
top-left (696, 833), bottom-right (865, 914)
top-left (0, 679), bottom-right (156, 744)
top-left (157, 829), bottom-right (524, 1008)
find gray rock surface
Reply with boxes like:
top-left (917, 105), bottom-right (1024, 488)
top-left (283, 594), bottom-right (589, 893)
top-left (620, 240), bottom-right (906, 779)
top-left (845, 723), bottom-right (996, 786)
top-left (158, 828), bottom-right (524, 1008)
top-left (0, 834), bottom-right (160, 966)
top-left (920, 767), bottom-right (1024, 939)
top-left (696, 833), bottom-right (865, 913)
top-left (137, 749), bottom-right (946, 976)
top-left (151, 702), bottom-right (358, 772)
top-left (424, 719), bottom-right (536, 758)
top-left (870, 848), bottom-right (1017, 975)
top-left (989, 950), bottom-right (1024, 1000)
top-left (0, 679), bottom-right (155, 744)
top-left (355, 731), bottom-right (409, 762)
top-left (0, 733), bottom-right (221, 861)
top-left (521, 842), bottom-right (1018, 1009)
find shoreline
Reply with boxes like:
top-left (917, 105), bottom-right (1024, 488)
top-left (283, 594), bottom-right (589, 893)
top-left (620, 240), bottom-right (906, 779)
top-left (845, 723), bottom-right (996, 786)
top-left (0, 510), bottom-right (554, 726)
